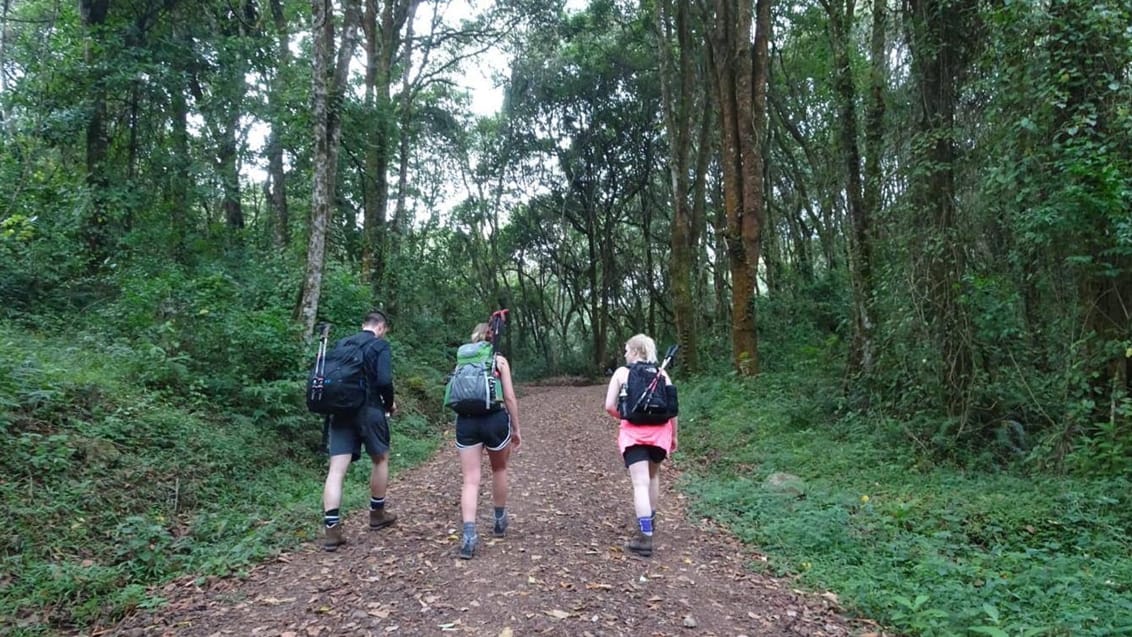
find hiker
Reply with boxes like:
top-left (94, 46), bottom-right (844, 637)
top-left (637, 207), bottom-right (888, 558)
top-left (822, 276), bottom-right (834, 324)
top-left (453, 321), bottom-right (521, 559)
top-left (603, 334), bottom-right (678, 558)
top-left (321, 310), bottom-right (398, 551)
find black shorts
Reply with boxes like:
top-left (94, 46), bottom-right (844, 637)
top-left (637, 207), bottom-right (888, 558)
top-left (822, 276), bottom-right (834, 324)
top-left (623, 444), bottom-right (667, 468)
top-left (455, 409), bottom-right (512, 451)
top-left (326, 406), bottom-right (389, 461)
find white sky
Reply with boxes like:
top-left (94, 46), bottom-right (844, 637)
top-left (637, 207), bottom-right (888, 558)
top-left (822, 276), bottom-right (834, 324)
top-left (453, 0), bottom-right (588, 115)
top-left (243, 0), bottom-right (589, 210)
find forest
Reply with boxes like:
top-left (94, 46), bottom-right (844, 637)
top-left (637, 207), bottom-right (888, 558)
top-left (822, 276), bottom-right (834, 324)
top-left (1, 0), bottom-right (1130, 635)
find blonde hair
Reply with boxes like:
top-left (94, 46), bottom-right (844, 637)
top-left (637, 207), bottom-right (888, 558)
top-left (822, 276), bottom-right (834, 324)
top-left (470, 322), bottom-right (491, 342)
top-left (624, 334), bottom-right (657, 364)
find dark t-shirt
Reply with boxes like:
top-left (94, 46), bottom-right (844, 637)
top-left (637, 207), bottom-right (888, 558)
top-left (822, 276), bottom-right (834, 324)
top-left (359, 332), bottom-right (394, 409)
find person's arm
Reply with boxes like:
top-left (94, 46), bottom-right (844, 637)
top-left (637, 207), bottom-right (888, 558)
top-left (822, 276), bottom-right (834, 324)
top-left (371, 340), bottom-right (396, 413)
top-left (604, 368), bottom-right (626, 419)
top-left (497, 356), bottom-right (520, 449)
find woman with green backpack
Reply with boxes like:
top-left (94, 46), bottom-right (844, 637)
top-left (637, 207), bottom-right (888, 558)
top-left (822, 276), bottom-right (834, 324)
top-left (448, 319), bottom-right (521, 559)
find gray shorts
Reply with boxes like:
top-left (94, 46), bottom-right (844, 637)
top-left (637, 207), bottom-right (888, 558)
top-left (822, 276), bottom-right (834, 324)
top-left (455, 409), bottom-right (511, 451)
top-left (326, 406), bottom-right (389, 461)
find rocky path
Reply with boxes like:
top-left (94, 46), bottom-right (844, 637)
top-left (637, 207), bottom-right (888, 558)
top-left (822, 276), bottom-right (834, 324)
top-left (109, 384), bottom-right (862, 636)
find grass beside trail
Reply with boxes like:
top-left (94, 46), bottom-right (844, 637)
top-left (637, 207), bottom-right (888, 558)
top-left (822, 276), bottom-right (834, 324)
top-left (676, 372), bottom-right (1132, 637)
top-left (0, 325), bottom-right (443, 636)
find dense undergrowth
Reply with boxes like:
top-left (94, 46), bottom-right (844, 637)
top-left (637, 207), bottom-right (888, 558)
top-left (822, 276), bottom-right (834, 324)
top-left (677, 365), bottom-right (1132, 636)
top-left (0, 320), bottom-right (446, 635)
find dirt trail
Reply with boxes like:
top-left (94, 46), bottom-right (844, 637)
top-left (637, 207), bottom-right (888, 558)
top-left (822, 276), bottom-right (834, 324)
top-left (109, 384), bottom-right (861, 636)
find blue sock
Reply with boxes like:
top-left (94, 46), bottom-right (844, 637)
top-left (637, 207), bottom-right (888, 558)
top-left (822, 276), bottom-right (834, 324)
top-left (638, 516), bottom-right (653, 536)
top-left (324, 508), bottom-right (340, 528)
top-left (370, 497), bottom-right (385, 511)
top-left (494, 507), bottom-right (506, 520)
top-left (463, 521), bottom-right (477, 540)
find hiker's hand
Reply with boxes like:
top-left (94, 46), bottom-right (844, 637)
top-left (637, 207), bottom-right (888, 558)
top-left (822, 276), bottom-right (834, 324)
top-left (511, 429), bottom-right (522, 452)
top-left (388, 401), bottom-right (398, 416)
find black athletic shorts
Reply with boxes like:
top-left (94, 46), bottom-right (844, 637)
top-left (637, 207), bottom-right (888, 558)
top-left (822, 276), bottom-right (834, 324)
top-left (623, 444), bottom-right (667, 468)
top-left (455, 409), bottom-right (512, 451)
top-left (326, 406), bottom-right (390, 461)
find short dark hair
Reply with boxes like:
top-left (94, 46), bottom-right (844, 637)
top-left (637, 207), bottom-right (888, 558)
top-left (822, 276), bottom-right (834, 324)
top-left (363, 310), bottom-right (388, 327)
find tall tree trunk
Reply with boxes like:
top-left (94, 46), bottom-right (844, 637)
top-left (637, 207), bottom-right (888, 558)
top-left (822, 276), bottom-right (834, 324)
top-left (79, 0), bottom-right (111, 270)
top-left (691, 98), bottom-right (714, 324)
top-left (219, 118), bottom-right (244, 230)
top-left (361, 0), bottom-right (414, 295)
top-left (393, 1), bottom-right (419, 234)
top-left (656, 0), bottom-right (703, 374)
top-left (297, 0), bottom-right (362, 335)
top-left (266, 0), bottom-right (291, 249)
top-left (856, 0), bottom-right (887, 381)
top-left (906, 0), bottom-right (977, 418)
top-left (0, 0), bottom-right (10, 128)
top-left (169, 80), bottom-right (190, 261)
top-left (828, 0), bottom-right (877, 387)
top-left (1049, 0), bottom-right (1132, 406)
top-left (707, 0), bottom-right (771, 376)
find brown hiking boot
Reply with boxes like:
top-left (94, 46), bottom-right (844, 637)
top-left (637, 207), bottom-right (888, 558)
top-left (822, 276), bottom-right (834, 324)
top-left (323, 524), bottom-right (345, 552)
top-left (369, 509), bottom-right (398, 530)
top-left (625, 531), bottom-right (653, 557)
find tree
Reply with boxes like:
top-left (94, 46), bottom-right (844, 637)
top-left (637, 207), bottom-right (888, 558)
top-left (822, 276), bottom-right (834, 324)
top-left (297, 0), bottom-right (362, 336)
top-left (78, 0), bottom-right (111, 269)
top-left (652, 0), bottom-right (709, 374)
top-left (904, 0), bottom-right (979, 417)
top-left (704, 0), bottom-right (771, 376)
top-left (824, 0), bottom-right (878, 388)
top-left (265, 0), bottom-right (295, 250)
top-left (359, 0), bottom-right (418, 295)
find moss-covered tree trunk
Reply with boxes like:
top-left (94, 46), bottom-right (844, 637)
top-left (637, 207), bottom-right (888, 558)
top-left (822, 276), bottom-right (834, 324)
top-left (707, 0), bottom-right (770, 376)
top-left (298, 0), bottom-right (361, 335)
top-left (656, 0), bottom-right (704, 374)
top-left (905, 0), bottom-right (978, 419)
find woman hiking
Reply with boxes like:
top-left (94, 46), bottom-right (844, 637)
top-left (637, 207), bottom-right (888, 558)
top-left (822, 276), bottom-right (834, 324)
top-left (453, 321), bottom-right (521, 559)
top-left (603, 334), bottom-right (678, 558)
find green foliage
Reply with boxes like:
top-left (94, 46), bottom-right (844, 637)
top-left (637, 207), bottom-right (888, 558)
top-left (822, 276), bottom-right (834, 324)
top-left (678, 372), bottom-right (1132, 637)
top-left (0, 319), bottom-right (443, 633)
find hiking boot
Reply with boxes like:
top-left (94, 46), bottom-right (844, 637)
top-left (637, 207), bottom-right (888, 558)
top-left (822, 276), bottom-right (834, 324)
top-left (369, 509), bottom-right (397, 530)
top-left (323, 524), bottom-right (346, 552)
top-left (492, 514), bottom-right (508, 538)
top-left (458, 534), bottom-right (478, 560)
top-left (625, 532), bottom-right (653, 557)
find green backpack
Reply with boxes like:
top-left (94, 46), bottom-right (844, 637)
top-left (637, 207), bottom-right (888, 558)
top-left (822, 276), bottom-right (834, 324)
top-left (443, 342), bottom-right (504, 415)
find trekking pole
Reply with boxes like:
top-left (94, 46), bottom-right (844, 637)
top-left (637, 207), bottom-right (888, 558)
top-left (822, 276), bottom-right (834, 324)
top-left (487, 309), bottom-right (509, 409)
top-left (310, 323), bottom-right (331, 401)
top-left (631, 344), bottom-right (679, 413)
top-left (488, 309), bottom-right (509, 361)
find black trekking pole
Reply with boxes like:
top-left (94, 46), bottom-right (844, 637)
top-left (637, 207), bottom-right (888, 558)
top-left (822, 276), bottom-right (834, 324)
top-left (310, 322), bottom-right (332, 402)
top-left (631, 344), bottom-right (679, 413)
top-left (488, 309), bottom-right (509, 359)
top-left (486, 309), bottom-right (509, 411)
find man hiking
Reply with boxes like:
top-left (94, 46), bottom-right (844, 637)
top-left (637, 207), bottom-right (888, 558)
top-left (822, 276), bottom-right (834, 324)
top-left (320, 310), bottom-right (398, 551)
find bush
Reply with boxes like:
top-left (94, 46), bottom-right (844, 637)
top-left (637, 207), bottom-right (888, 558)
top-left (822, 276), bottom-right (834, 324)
top-left (677, 372), bottom-right (1132, 637)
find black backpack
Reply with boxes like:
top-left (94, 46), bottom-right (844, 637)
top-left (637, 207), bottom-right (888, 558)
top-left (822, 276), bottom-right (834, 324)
top-left (619, 361), bottom-right (679, 425)
top-left (307, 328), bottom-right (376, 416)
